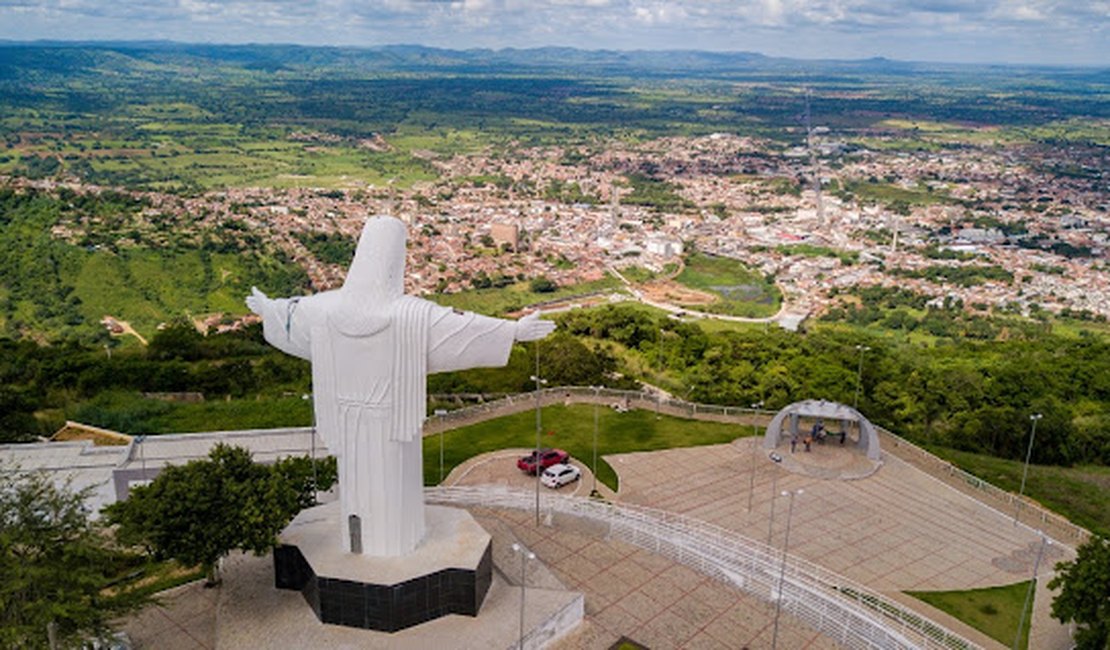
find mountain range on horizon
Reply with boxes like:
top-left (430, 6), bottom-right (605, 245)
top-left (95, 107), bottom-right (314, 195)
top-left (2, 39), bottom-right (1106, 76)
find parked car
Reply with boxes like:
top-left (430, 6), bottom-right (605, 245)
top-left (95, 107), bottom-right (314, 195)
top-left (517, 448), bottom-right (569, 475)
top-left (541, 463), bottom-right (581, 489)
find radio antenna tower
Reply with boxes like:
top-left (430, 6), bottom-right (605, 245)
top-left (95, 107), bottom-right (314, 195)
top-left (804, 89), bottom-right (825, 228)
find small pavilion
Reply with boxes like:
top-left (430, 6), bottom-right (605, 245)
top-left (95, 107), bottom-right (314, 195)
top-left (762, 399), bottom-right (881, 461)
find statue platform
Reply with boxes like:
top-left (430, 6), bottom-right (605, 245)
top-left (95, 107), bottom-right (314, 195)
top-left (217, 501), bottom-right (582, 649)
top-left (274, 502), bottom-right (493, 632)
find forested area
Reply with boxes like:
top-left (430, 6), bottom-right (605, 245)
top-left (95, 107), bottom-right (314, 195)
top-left (5, 301), bottom-right (1106, 470)
top-left (0, 188), bottom-right (310, 343)
top-left (558, 305), bottom-right (1110, 466)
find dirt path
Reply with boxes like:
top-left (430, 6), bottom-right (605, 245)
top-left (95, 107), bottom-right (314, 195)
top-left (104, 315), bottom-right (148, 346)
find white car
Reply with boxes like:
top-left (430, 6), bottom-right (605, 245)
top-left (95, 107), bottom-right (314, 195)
top-left (540, 463), bottom-right (581, 489)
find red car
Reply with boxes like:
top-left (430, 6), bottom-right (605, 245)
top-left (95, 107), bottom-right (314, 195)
top-left (517, 448), bottom-right (569, 475)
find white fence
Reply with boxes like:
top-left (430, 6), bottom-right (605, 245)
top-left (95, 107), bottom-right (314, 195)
top-left (427, 486), bottom-right (981, 650)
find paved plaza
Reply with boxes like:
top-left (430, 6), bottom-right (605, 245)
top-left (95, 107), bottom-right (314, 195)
top-left (120, 436), bottom-right (1078, 649)
top-left (606, 437), bottom-right (1075, 649)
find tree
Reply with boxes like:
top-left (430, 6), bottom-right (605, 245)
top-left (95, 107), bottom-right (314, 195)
top-left (1, 468), bottom-right (145, 648)
top-left (147, 319), bottom-right (205, 361)
top-left (105, 444), bottom-right (336, 586)
top-left (1048, 535), bottom-right (1110, 650)
top-left (530, 276), bottom-right (558, 293)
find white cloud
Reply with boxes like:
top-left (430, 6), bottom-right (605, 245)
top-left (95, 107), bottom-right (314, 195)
top-left (0, 0), bottom-right (1104, 64)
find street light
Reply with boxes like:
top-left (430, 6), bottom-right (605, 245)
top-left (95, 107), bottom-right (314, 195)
top-left (748, 401), bottom-right (764, 514)
top-left (853, 345), bottom-right (871, 410)
top-left (511, 543), bottom-right (536, 650)
top-left (771, 489), bottom-right (803, 650)
top-left (435, 408), bottom-right (449, 484)
top-left (1014, 413), bottom-right (1043, 525)
top-left (1013, 532), bottom-right (1050, 650)
top-left (766, 459), bottom-right (781, 547)
top-left (591, 385), bottom-right (601, 494)
top-left (531, 343), bottom-right (548, 527)
top-left (135, 434), bottom-right (147, 482)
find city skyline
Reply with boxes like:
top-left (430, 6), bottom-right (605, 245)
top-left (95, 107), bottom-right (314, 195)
top-left (0, 0), bottom-right (1106, 66)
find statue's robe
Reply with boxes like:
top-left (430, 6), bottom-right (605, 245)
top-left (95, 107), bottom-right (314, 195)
top-left (257, 292), bottom-right (517, 556)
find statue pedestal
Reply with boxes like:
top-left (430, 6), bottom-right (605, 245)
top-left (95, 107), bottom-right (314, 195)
top-left (274, 502), bottom-right (492, 632)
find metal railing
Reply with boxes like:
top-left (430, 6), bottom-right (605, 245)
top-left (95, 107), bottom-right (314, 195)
top-left (873, 427), bottom-right (1090, 545)
top-left (428, 486), bottom-right (980, 650)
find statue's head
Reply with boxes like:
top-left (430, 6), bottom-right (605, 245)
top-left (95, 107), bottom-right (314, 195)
top-left (343, 216), bottom-right (407, 299)
top-left (331, 216), bottom-right (407, 336)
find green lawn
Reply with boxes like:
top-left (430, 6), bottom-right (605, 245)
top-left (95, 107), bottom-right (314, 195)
top-left (422, 403), bottom-right (750, 490)
top-left (841, 180), bottom-right (952, 207)
top-left (432, 276), bottom-right (624, 317)
top-left (907, 581), bottom-right (1032, 650)
top-left (926, 446), bottom-right (1110, 536)
top-left (674, 253), bottom-right (781, 318)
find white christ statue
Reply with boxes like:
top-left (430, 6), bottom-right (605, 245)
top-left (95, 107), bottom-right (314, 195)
top-left (247, 216), bottom-right (554, 557)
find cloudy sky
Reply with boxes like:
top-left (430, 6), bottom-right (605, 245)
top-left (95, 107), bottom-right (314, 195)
top-left (0, 0), bottom-right (1106, 65)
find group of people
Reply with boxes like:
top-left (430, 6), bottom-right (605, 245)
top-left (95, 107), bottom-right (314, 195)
top-left (789, 419), bottom-right (848, 453)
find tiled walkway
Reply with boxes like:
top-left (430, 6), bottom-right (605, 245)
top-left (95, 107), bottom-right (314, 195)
top-left (476, 507), bottom-right (838, 650)
top-left (608, 438), bottom-right (1074, 648)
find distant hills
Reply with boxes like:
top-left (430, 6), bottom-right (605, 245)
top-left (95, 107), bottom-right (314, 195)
top-left (1, 40), bottom-right (1104, 79)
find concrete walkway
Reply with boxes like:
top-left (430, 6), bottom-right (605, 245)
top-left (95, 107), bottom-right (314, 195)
top-left (607, 437), bottom-right (1075, 649)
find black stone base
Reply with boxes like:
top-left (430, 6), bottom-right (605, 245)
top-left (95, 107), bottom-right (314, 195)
top-left (273, 542), bottom-right (493, 632)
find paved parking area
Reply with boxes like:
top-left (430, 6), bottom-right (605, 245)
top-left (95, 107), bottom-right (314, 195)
top-left (445, 448), bottom-right (599, 498)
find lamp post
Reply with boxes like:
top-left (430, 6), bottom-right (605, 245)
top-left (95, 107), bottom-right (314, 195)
top-left (135, 434), bottom-right (147, 482)
top-left (591, 385), bottom-right (601, 494)
top-left (766, 460), bottom-right (781, 547)
top-left (1013, 532), bottom-right (1049, 650)
top-left (853, 345), bottom-right (870, 410)
top-left (771, 489), bottom-right (803, 650)
top-left (531, 343), bottom-right (548, 527)
top-left (511, 543), bottom-right (536, 650)
top-left (1014, 413), bottom-right (1042, 526)
top-left (748, 401), bottom-right (764, 514)
top-left (435, 408), bottom-right (449, 484)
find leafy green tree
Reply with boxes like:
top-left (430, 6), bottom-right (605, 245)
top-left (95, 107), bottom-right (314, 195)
top-left (1, 469), bottom-right (146, 649)
top-left (1049, 535), bottom-right (1110, 650)
top-left (105, 444), bottom-right (336, 585)
top-left (529, 276), bottom-right (558, 293)
top-left (147, 319), bottom-right (205, 361)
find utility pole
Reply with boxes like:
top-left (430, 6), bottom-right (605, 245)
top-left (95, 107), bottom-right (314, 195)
top-left (1013, 532), bottom-right (1049, 650)
top-left (854, 345), bottom-right (870, 410)
top-left (771, 489), bottom-right (803, 650)
top-left (530, 343), bottom-right (547, 527)
top-left (435, 408), bottom-right (449, 484)
top-left (511, 543), bottom-right (535, 650)
top-left (748, 401), bottom-right (764, 514)
top-left (1014, 413), bottom-right (1042, 525)
top-left (591, 386), bottom-right (601, 494)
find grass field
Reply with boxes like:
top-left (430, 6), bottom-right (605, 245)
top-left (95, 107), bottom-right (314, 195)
top-left (63, 248), bottom-right (301, 339)
top-left (926, 446), bottom-right (1110, 536)
top-left (841, 180), bottom-right (952, 207)
top-left (432, 275), bottom-right (624, 317)
top-left (674, 253), bottom-right (781, 318)
top-left (422, 403), bottom-right (750, 491)
top-left (907, 581), bottom-right (1032, 650)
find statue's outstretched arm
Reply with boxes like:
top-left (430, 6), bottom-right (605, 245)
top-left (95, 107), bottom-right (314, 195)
top-left (514, 310), bottom-right (556, 342)
top-left (246, 286), bottom-right (313, 360)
